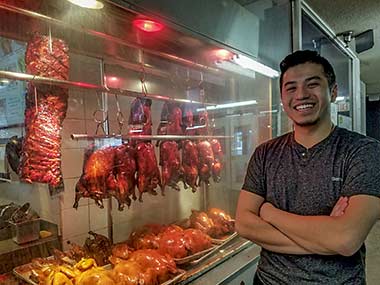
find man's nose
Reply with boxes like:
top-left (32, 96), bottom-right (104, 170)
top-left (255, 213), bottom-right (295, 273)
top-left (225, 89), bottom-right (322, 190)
top-left (295, 86), bottom-right (310, 100)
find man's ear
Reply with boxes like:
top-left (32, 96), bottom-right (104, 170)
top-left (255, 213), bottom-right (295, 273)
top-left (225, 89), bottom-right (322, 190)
top-left (330, 84), bottom-right (338, 103)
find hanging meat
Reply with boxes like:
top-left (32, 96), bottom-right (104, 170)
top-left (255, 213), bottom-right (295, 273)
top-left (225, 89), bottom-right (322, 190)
top-left (194, 108), bottom-right (209, 136)
top-left (73, 145), bottom-right (115, 209)
top-left (136, 141), bottom-right (161, 202)
top-left (19, 34), bottom-right (69, 188)
top-left (157, 102), bottom-right (184, 193)
top-left (181, 104), bottom-right (197, 136)
top-left (210, 138), bottom-right (223, 182)
top-left (107, 144), bottom-right (137, 210)
top-left (182, 140), bottom-right (198, 192)
top-left (197, 140), bottom-right (215, 186)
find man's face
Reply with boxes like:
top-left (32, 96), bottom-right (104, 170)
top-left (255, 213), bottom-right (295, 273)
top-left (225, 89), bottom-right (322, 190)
top-left (281, 62), bottom-right (337, 127)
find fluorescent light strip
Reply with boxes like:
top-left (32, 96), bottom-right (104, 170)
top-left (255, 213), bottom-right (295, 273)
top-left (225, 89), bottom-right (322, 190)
top-left (67, 0), bottom-right (104, 9)
top-left (232, 54), bottom-right (279, 78)
top-left (197, 100), bottom-right (257, 112)
top-left (215, 61), bottom-right (256, 79)
top-left (335, 96), bottom-right (345, 102)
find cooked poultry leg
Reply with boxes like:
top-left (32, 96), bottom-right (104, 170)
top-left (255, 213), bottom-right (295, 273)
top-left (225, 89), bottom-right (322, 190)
top-left (182, 140), bottom-right (198, 192)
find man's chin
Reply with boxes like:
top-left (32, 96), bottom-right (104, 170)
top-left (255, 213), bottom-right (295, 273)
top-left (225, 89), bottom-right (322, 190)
top-left (294, 119), bottom-right (318, 127)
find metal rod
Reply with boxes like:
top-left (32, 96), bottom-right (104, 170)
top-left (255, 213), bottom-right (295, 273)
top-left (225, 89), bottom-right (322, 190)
top-left (0, 2), bottom-right (220, 74)
top-left (71, 134), bottom-right (232, 140)
top-left (0, 70), bottom-right (215, 106)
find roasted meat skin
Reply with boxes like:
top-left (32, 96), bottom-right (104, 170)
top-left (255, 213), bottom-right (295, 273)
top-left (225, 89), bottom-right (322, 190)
top-left (189, 209), bottom-right (215, 236)
top-left (74, 146), bottom-right (115, 209)
top-left (128, 249), bottom-right (178, 284)
top-left (182, 140), bottom-right (199, 192)
top-left (20, 34), bottom-right (69, 187)
top-left (108, 144), bottom-right (137, 210)
top-left (208, 207), bottom-right (235, 237)
top-left (136, 142), bottom-right (161, 201)
top-left (159, 141), bottom-right (182, 193)
top-left (197, 140), bottom-right (215, 186)
top-left (210, 138), bottom-right (223, 182)
top-left (109, 242), bottom-right (131, 265)
top-left (83, 231), bottom-right (113, 266)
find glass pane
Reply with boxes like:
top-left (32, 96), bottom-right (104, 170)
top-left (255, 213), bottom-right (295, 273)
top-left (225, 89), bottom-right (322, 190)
top-left (302, 12), bottom-right (353, 129)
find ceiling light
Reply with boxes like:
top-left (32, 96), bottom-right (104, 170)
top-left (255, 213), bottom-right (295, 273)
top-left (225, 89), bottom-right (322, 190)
top-left (197, 100), bottom-right (258, 112)
top-left (232, 54), bottom-right (279, 78)
top-left (133, 19), bottom-right (164, 32)
top-left (214, 49), bottom-right (234, 61)
top-left (66, 0), bottom-right (104, 9)
top-left (215, 60), bottom-right (256, 79)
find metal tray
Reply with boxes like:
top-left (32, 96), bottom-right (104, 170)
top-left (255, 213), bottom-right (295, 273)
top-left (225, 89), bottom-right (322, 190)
top-left (173, 245), bottom-right (216, 265)
top-left (211, 231), bottom-right (238, 245)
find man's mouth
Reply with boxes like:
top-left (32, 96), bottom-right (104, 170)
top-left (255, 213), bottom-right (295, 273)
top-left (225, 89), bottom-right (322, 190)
top-left (294, 104), bottom-right (314, 111)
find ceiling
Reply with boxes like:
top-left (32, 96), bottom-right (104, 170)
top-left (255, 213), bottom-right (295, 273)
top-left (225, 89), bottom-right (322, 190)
top-left (305, 0), bottom-right (380, 96)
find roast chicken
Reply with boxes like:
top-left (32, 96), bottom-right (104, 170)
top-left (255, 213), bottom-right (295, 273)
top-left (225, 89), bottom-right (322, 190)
top-left (128, 249), bottom-right (178, 283)
top-left (127, 224), bottom-right (163, 250)
top-left (157, 226), bottom-right (212, 258)
top-left (108, 242), bottom-right (132, 265)
top-left (113, 260), bottom-right (156, 285)
top-left (83, 231), bottom-right (113, 266)
top-left (208, 207), bottom-right (235, 237)
top-left (74, 146), bottom-right (115, 209)
top-left (189, 208), bottom-right (235, 238)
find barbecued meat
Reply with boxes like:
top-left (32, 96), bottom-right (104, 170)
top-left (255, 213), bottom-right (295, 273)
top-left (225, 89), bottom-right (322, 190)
top-left (20, 34), bottom-right (69, 187)
top-left (128, 249), bottom-right (178, 283)
top-left (109, 242), bottom-right (132, 265)
top-left (189, 209), bottom-right (215, 236)
top-left (74, 146), bottom-right (115, 209)
top-left (136, 142), bottom-right (161, 201)
top-left (107, 144), bottom-right (137, 210)
top-left (83, 231), bottom-right (112, 266)
top-left (127, 224), bottom-right (163, 250)
top-left (194, 109), bottom-right (209, 136)
top-left (75, 266), bottom-right (116, 285)
top-left (159, 141), bottom-right (182, 193)
top-left (182, 140), bottom-right (198, 192)
top-left (208, 208), bottom-right (234, 237)
top-left (183, 228), bottom-right (212, 255)
top-left (197, 140), bottom-right (214, 186)
top-left (210, 138), bottom-right (223, 182)
top-left (113, 260), bottom-right (156, 285)
top-left (181, 104), bottom-right (196, 136)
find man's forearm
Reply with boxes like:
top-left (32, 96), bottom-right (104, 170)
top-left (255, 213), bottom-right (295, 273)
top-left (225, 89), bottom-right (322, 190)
top-left (235, 209), bottom-right (313, 254)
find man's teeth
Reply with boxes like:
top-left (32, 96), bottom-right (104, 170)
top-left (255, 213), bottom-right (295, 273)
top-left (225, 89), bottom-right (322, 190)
top-left (296, 104), bottom-right (313, 110)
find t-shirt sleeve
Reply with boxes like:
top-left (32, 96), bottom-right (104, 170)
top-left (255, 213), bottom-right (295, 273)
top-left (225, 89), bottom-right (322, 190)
top-left (241, 145), bottom-right (266, 197)
top-left (341, 140), bottom-right (380, 198)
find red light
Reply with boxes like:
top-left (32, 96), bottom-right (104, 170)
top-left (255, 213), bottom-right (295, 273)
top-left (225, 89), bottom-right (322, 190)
top-left (215, 49), bottom-right (233, 61)
top-left (133, 19), bottom-right (164, 32)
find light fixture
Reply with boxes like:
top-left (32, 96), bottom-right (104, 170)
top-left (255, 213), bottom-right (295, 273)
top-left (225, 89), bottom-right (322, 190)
top-left (214, 49), bottom-right (234, 61)
top-left (215, 60), bottom-right (256, 79)
top-left (133, 19), bottom-right (164, 33)
top-left (232, 54), bottom-right (279, 78)
top-left (197, 100), bottom-right (257, 112)
top-left (66, 0), bottom-right (104, 9)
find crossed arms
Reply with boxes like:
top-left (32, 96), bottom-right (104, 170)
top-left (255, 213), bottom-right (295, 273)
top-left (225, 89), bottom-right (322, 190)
top-left (235, 190), bottom-right (380, 256)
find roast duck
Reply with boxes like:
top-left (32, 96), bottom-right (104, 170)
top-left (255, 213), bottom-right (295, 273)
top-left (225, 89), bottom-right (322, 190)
top-left (189, 208), bottom-right (234, 238)
top-left (19, 34), bottom-right (69, 188)
top-left (157, 102), bottom-right (184, 194)
top-left (130, 98), bottom-right (161, 201)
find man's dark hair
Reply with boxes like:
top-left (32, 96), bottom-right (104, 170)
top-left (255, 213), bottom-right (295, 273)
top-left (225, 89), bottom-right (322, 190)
top-left (279, 50), bottom-right (336, 91)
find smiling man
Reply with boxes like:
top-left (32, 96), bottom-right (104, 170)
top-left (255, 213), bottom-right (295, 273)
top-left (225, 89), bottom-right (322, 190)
top-left (235, 50), bottom-right (380, 284)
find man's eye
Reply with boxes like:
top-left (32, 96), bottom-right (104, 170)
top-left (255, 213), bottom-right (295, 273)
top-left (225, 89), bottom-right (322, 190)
top-left (286, 87), bottom-right (296, 92)
top-left (308, 82), bottom-right (319, 88)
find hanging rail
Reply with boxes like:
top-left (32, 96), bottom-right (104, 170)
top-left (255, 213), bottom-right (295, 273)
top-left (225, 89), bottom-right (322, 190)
top-left (0, 2), bottom-right (220, 74)
top-left (71, 134), bottom-right (232, 140)
top-left (0, 70), bottom-right (215, 106)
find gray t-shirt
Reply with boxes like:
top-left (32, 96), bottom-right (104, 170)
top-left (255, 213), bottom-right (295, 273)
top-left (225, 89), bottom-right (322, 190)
top-left (242, 127), bottom-right (380, 284)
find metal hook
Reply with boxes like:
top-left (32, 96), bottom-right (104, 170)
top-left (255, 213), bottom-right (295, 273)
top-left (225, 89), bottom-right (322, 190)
top-left (93, 109), bottom-right (108, 135)
top-left (114, 94), bottom-right (125, 134)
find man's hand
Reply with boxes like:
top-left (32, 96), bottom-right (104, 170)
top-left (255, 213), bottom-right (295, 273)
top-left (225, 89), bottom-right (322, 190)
top-left (330, 196), bottom-right (349, 217)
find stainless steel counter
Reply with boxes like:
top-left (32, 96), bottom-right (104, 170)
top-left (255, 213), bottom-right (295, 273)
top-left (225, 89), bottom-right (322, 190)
top-left (179, 237), bottom-right (261, 285)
